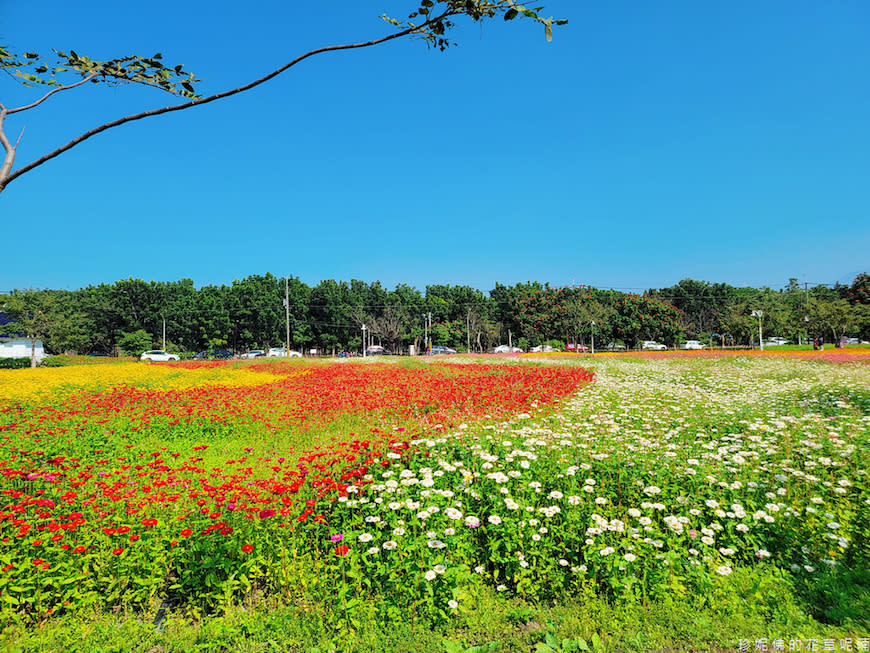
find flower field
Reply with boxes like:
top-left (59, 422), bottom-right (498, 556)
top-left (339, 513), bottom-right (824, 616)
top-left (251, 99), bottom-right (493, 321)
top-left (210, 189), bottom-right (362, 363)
top-left (1, 355), bottom-right (868, 651)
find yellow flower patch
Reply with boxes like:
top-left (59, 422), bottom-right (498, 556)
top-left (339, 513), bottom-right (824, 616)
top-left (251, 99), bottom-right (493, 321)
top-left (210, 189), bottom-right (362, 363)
top-left (0, 362), bottom-right (297, 402)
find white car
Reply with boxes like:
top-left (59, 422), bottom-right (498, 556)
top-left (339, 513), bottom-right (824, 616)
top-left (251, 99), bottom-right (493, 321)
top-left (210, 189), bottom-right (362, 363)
top-left (764, 337), bottom-right (789, 346)
top-left (530, 344), bottom-right (560, 353)
top-left (680, 340), bottom-right (705, 350)
top-left (140, 349), bottom-right (179, 362)
top-left (267, 347), bottom-right (302, 357)
top-left (641, 341), bottom-right (667, 351)
top-left (492, 345), bottom-right (523, 353)
top-left (240, 350), bottom-right (266, 359)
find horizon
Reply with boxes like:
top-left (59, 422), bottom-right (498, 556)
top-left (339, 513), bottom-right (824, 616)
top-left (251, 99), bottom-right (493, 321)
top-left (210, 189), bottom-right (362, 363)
top-left (2, 270), bottom-right (866, 297)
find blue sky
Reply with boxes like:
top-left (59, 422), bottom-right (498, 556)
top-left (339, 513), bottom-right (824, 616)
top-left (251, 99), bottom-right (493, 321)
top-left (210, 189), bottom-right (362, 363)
top-left (2, 0), bottom-right (868, 293)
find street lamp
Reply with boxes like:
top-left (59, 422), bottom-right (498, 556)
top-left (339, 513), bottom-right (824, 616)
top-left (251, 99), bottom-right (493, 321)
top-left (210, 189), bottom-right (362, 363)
top-left (362, 324), bottom-right (367, 357)
top-left (591, 320), bottom-right (595, 355)
top-left (751, 310), bottom-right (764, 350)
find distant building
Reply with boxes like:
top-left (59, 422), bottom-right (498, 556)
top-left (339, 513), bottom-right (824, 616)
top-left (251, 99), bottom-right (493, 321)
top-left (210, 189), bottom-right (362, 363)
top-left (0, 338), bottom-right (49, 361)
top-left (0, 311), bottom-right (49, 361)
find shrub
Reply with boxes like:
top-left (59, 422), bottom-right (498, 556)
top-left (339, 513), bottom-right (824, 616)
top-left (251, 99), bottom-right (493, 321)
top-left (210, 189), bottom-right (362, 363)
top-left (0, 357), bottom-right (30, 369)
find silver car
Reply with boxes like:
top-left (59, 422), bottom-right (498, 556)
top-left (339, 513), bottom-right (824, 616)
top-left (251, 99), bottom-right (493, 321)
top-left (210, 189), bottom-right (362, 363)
top-left (267, 347), bottom-right (302, 357)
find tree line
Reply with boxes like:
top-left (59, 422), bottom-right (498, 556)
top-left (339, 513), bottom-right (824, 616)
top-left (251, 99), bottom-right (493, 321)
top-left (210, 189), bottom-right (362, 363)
top-left (2, 273), bottom-right (868, 357)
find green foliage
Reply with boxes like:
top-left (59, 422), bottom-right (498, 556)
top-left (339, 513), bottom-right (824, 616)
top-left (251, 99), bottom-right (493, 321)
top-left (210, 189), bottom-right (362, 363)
top-left (117, 329), bottom-right (152, 356)
top-left (0, 357), bottom-right (29, 369)
top-left (808, 298), bottom-right (855, 343)
top-left (1, 44), bottom-right (199, 97)
top-left (612, 294), bottom-right (682, 348)
top-left (5, 275), bottom-right (870, 355)
top-left (38, 356), bottom-right (67, 367)
top-left (381, 1), bottom-right (567, 51)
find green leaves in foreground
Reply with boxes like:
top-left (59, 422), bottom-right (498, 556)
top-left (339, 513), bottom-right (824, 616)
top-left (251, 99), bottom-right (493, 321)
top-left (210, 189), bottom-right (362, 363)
top-left (1, 44), bottom-right (200, 97)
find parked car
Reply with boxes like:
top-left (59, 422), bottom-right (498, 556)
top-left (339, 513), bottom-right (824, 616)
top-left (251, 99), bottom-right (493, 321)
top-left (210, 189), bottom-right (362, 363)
top-left (428, 345), bottom-right (457, 355)
top-left (604, 343), bottom-right (626, 351)
top-left (530, 344), bottom-right (560, 353)
top-left (267, 347), bottom-right (302, 357)
top-left (566, 343), bottom-right (589, 352)
top-left (240, 350), bottom-right (266, 359)
top-left (641, 341), bottom-right (667, 351)
top-left (492, 344), bottom-right (523, 353)
top-left (845, 338), bottom-right (860, 345)
top-left (193, 349), bottom-right (234, 360)
top-left (365, 345), bottom-right (391, 356)
top-left (140, 350), bottom-right (179, 362)
top-left (680, 340), bottom-right (705, 350)
top-left (764, 337), bottom-right (789, 346)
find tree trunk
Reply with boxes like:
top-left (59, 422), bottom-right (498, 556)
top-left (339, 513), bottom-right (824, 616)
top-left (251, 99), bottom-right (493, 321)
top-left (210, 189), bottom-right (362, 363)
top-left (30, 338), bottom-right (37, 368)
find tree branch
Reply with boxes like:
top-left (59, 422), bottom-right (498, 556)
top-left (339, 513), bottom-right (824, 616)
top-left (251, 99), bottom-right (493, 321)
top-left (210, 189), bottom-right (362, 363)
top-left (0, 108), bottom-right (16, 184)
top-left (6, 73), bottom-right (98, 115)
top-left (1, 12), bottom-right (454, 192)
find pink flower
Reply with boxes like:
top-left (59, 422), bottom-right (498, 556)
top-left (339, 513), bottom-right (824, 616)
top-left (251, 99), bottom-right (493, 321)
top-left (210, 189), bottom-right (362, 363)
top-left (259, 508), bottom-right (276, 519)
top-left (330, 533), bottom-right (344, 542)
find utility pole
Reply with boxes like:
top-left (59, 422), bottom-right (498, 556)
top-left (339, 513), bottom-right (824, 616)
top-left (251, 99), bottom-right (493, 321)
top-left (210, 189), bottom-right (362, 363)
top-left (752, 310), bottom-right (764, 351)
top-left (466, 311), bottom-right (471, 353)
top-left (284, 276), bottom-right (291, 355)
top-left (362, 324), bottom-right (367, 357)
top-left (591, 320), bottom-right (595, 355)
top-left (508, 329), bottom-right (512, 350)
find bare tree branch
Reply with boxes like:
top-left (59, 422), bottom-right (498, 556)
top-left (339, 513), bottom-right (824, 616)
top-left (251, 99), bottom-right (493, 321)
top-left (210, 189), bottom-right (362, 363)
top-left (0, 108), bottom-right (16, 183)
top-left (0, 11), bottom-right (454, 192)
top-left (6, 73), bottom-right (97, 115)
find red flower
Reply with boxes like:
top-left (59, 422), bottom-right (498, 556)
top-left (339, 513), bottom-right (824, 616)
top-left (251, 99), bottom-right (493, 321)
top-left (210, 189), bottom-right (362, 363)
top-left (73, 546), bottom-right (86, 554)
top-left (112, 547), bottom-right (124, 556)
top-left (117, 526), bottom-right (130, 534)
top-left (241, 544), bottom-right (254, 554)
top-left (141, 518), bottom-right (158, 527)
top-left (32, 558), bottom-right (44, 566)
top-left (129, 534), bottom-right (140, 542)
top-left (334, 545), bottom-right (350, 556)
top-left (259, 508), bottom-right (276, 519)
top-left (180, 528), bottom-right (193, 537)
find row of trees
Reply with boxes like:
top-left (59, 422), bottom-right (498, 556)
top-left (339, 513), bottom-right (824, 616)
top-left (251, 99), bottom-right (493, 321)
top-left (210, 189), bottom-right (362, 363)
top-left (2, 274), bottom-right (868, 358)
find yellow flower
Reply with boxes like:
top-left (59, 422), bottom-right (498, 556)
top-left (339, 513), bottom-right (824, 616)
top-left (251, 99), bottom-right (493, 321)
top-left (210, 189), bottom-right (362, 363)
top-left (0, 362), bottom-right (300, 403)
